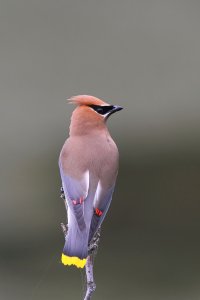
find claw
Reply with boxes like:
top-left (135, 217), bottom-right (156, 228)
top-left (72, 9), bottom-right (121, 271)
top-left (61, 223), bottom-right (68, 238)
top-left (60, 187), bottom-right (65, 200)
top-left (88, 227), bottom-right (101, 254)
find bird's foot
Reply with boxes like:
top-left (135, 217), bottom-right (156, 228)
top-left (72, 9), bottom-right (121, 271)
top-left (88, 227), bottom-right (101, 255)
top-left (60, 187), bottom-right (68, 238)
top-left (61, 223), bottom-right (68, 238)
top-left (60, 186), bottom-right (65, 200)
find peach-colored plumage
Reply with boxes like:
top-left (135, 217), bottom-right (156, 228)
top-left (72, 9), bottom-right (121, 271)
top-left (59, 95), bottom-right (123, 269)
top-left (68, 94), bottom-right (108, 106)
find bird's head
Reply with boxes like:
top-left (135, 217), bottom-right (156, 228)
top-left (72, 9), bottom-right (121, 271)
top-left (68, 95), bottom-right (123, 136)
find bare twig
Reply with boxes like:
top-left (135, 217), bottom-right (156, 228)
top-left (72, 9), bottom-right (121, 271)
top-left (83, 228), bottom-right (101, 300)
top-left (83, 255), bottom-right (96, 300)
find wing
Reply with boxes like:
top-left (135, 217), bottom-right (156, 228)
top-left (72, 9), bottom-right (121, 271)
top-left (59, 163), bottom-right (89, 231)
top-left (88, 182), bottom-right (115, 242)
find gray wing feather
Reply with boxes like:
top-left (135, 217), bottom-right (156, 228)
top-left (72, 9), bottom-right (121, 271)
top-left (59, 165), bottom-right (89, 231)
top-left (89, 184), bottom-right (115, 242)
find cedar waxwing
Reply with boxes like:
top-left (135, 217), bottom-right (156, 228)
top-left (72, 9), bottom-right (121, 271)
top-left (59, 95), bottom-right (123, 268)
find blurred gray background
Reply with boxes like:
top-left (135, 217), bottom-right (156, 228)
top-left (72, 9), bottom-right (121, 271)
top-left (1, 0), bottom-right (200, 299)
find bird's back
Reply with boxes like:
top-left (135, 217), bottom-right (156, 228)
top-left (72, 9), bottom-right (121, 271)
top-left (60, 131), bottom-right (119, 188)
top-left (59, 95), bottom-right (122, 270)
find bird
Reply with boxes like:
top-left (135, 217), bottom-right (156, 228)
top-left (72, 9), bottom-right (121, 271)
top-left (58, 95), bottom-right (123, 270)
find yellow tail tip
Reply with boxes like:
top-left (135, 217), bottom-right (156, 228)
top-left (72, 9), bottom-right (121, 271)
top-left (61, 254), bottom-right (86, 268)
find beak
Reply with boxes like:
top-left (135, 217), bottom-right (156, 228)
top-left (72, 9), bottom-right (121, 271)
top-left (106, 105), bottom-right (123, 118)
top-left (112, 105), bottom-right (123, 112)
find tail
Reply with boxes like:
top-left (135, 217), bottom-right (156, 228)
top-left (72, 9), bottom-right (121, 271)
top-left (61, 215), bottom-right (88, 268)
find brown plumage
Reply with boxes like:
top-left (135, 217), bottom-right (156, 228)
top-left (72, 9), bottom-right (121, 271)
top-left (59, 95), bottom-right (123, 268)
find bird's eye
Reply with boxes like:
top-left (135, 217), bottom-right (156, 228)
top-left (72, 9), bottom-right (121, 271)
top-left (89, 105), bottom-right (114, 115)
top-left (96, 107), bottom-right (104, 114)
